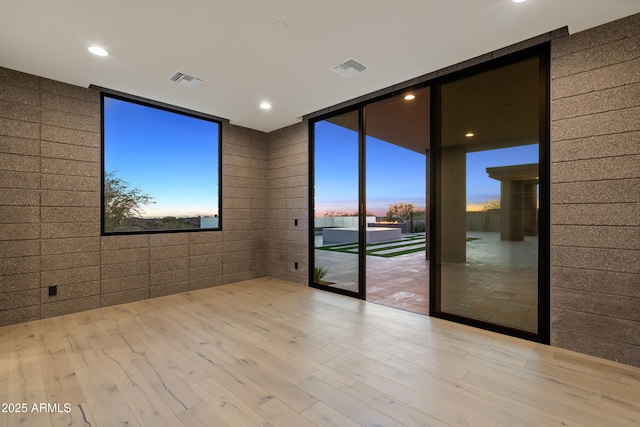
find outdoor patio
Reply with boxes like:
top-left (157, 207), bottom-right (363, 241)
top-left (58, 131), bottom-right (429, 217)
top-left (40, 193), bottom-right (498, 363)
top-left (315, 231), bottom-right (539, 332)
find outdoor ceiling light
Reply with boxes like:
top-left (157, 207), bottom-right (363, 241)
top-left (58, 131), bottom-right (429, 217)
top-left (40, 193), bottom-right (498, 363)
top-left (88, 46), bottom-right (108, 56)
top-left (260, 102), bottom-right (272, 109)
top-left (465, 132), bottom-right (475, 137)
top-left (404, 94), bottom-right (416, 100)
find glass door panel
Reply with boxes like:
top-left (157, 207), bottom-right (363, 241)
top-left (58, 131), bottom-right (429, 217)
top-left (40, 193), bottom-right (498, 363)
top-left (435, 56), bottom-right (542, 334)
top-left (365, 88), bottom-right (430, 314)
top-left (312, 110), bottom-right (362, 296)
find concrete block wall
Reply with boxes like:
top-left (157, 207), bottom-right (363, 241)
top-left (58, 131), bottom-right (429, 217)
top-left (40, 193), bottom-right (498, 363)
top-left (266, 122), bottom-right (309, 285)
top-left (550, 13), bottom-right (640, 366)
top-left (0, 68), bottom-right (268, 325)
top-left (223, 124), bottom-right (269, 283)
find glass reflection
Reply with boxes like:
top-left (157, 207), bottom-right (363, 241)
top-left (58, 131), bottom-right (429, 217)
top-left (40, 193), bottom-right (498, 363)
top-left (437, 57), bottom-right (540, 333)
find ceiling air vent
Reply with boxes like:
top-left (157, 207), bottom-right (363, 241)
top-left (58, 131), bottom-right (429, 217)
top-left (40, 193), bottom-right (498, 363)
top-left (169, 72), bottom-right (204, 88)
top-left (331, 58), bottom-right (368, 78)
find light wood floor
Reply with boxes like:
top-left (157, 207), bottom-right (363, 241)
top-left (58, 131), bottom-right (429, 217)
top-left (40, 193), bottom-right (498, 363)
top-left (1, 278), bottom-right (639, 427)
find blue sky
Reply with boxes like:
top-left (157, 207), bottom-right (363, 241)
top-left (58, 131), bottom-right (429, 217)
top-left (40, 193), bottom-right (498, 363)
top-left (105, 100), bottom-right (537, 219)
top-left (366, 136), bottom-right (426, 216)
top-left (315, 121), bottom-right (538, 217)
top-left (314, 121), bottom-right (426, 217)
top-left (104, 97), bottom-right (219, 218)
top-left (314, 121), bottom-right (360, 215)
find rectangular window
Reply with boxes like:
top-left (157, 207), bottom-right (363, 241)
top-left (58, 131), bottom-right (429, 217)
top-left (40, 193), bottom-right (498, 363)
top-left (102, 93), bottom-right (221, 234)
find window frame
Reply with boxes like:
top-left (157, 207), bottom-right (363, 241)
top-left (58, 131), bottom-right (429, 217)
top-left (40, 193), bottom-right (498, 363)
top-left (100, 92), bottom-right (222, 236)
top-left (429, 44), bottom-right (550, 344)
top-left (308, 44), bottom-right (550, 344)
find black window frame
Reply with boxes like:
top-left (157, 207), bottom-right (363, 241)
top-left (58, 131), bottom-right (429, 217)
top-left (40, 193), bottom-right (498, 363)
top-left (429, 43), bottom-right (551, 344)
top-left (100, 92), bottom-right (223, 236)
top-left (308, 44), bottom-right (550, 344)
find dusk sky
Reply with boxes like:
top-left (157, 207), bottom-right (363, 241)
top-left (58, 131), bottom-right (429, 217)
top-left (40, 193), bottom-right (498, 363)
top-left (105, 100), bottom-right (537, 220)
top-left (314, 120), bottom-right (425, 217)
top-left (315, 121), bottom-right (538, 217)
top-left (466, 144), bottom-right (538, 210)
top-left (366, 135), bottom-right (426, 216)
top-left (104, 96), bottom-right (219, 218)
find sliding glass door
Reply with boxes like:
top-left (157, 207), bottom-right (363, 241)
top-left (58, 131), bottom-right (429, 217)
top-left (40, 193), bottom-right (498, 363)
top-left (431, 49), bottom-right (549, 340)
top-left (310, 90), bottom-right (431, 308)
top-left (310, 46), bottom-right (549, 342)
top-left (311, 110), bottom-right (363, 297)
top-left (365, 88), bottom-right (430, 313)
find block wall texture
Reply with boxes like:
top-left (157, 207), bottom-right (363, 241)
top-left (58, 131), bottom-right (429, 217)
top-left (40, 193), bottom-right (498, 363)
top-left (2, 13), bottom-right (638, 369)
top-left (550, 13), bottom-right (640, 367)
top-left (0, 68), bottom-right (268, 325)
top-left (266, 122), bottom-right (309, 286)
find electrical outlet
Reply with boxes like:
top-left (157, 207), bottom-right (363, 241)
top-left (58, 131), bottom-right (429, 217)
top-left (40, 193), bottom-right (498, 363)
top-left (48, 285), bottom-right (57, 297)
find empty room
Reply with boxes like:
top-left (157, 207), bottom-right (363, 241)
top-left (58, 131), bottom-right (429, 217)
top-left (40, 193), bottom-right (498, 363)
top-left (1, 1), bottom-right (639, 426)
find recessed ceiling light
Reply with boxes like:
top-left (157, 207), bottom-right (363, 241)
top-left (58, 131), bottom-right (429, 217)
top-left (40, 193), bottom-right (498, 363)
top-left (88, 46), bottom-right (108, 56)
top-left (260, 102), bottom-right (272, 110)
top-left (404, 94), bottom-right (416, 101)
top-left (512, 0), bottom-right (527, 3)
top-left (273, 21), bottom-right (288, 31)
top-left (465, 132), bottom-right (475, 137)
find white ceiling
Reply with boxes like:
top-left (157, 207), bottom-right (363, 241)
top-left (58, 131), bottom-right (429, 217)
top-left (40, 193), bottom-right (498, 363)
top-left (1, 0), bottom-right (639, 133)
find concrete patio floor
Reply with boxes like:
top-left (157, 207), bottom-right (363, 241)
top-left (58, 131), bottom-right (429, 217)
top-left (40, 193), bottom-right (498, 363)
top-left (315, 231), bottom-right (539, 332)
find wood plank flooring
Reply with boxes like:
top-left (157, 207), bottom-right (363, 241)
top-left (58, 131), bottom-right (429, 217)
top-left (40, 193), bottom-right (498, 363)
top-left (1, 277), bottom-right (639, 426)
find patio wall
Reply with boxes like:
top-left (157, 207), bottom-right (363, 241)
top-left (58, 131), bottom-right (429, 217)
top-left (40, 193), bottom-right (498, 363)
top-left (466, 212), bottom-right (501, 232)
top-left (315, 216), bottom-right (376, 229)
